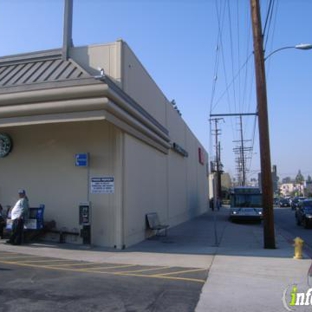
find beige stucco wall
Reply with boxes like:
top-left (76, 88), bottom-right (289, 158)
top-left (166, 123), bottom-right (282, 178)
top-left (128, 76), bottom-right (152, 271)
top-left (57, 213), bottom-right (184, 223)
top-left (122, 93), bottom-right (208, 247)
top-left (0, 120), bottom-right (122, 247)
top-left (70, 41), bottom-right (168, 126)
top-left (69, 41), bottom-right (122, 85)
top-left (123, 134), bottom-right (168, 246)
top-left (121, 42), bottom-right (167, 126)
top-left (0, 40), bottom-right (208, 248)
top-left (123, 129), bottom-right (208, 248)
top-left (119, 40), bottom-right (208, 246)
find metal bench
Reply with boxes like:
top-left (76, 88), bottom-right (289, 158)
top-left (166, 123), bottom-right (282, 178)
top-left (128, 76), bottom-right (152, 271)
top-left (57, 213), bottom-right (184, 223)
top-left (146, 213), bottom-right (169, 237)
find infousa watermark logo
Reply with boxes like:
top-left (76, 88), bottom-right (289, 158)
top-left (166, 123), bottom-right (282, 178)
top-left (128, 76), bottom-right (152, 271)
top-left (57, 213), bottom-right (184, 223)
top-left (283, 284), bottom-right (312, 311)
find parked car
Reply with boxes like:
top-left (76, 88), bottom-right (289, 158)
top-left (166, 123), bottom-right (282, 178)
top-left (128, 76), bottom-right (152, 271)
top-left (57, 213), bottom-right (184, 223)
top-left (273, 197), bottom-right (280, 206)
top-left (291, 197), bottom-right (306, 210)
top-left (295, 199), bottom-right (312, 228)
top-left (279, 198), bottom-right (290, 207)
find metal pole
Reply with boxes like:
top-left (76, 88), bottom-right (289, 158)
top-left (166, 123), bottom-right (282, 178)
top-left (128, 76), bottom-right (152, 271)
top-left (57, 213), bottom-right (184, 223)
top-left (217, 141), bottom-right (222, 201)
top-left (239, 116), bottom-right (246, 186)
top-left (210, 118), bottom-right (223, 204)
top-left (250, 0), bottom-right (275, 249)
top-left (62, 0), bottom-right (73, 60)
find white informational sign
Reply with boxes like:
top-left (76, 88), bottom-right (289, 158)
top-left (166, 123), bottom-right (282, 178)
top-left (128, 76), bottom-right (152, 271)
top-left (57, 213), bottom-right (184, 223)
top-left (91, 177), bottom-right (115, 194)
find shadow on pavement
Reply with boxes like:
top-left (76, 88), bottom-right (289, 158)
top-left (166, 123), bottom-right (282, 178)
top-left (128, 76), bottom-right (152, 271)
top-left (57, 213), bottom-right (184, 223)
top-left (4, 206), bottom-right (303, 260)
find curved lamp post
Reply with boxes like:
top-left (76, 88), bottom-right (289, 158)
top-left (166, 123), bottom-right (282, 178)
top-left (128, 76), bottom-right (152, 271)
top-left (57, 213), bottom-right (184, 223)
top-left (265, 43), bottom-right (312, 61)
top-left (251, 0), bottom-right (312, 249)
top-left (256, 42), bottom-right (312, 249)
top-left (250, 0), bottom-right (312, 249)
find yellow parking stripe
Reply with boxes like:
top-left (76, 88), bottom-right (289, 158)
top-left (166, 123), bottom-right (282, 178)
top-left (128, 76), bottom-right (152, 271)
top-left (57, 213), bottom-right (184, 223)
top-left (77, 264), bottom-right (136, 271)
top-left (153, 268), bottom-right (207, 276)
top-left (111, 272), bottom-right (206, 284)
top-left (22, 259), bottom-right (77, 264)
top-left (51, 261), bottom-right (102, 267)
top-left (0, 257), bottom-right (207, 284)
top-left (0, 260), bottom-right (100, 272)
top-left (0, 255), bottom-right (39, 260)
top-left (0, 252), bottom-right (20, 256)
top-left (117, 266), bottom-right (171, 274)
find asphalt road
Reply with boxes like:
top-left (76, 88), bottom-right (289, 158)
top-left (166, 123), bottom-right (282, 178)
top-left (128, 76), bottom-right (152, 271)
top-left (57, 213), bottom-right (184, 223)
top-left (0, 251), bottom-right (208, 312)
top-left (274, 206), bottom-right (312, 255)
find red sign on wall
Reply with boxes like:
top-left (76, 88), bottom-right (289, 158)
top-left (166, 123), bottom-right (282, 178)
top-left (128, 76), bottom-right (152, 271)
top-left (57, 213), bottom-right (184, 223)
top-left (198, 147), bottom-right (205, 165)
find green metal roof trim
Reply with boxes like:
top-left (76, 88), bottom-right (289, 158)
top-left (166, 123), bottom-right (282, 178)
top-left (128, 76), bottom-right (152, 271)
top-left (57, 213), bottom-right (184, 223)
top-left (0, 49), bottom-right (90, 88)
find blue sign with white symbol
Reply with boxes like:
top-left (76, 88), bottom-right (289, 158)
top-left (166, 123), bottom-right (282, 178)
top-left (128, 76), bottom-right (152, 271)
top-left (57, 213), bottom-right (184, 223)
top-left (75, 153), bottom-right (89, 167)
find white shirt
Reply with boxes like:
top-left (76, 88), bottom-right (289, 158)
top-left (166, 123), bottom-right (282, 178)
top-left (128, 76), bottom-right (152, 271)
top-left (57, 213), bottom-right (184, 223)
top-left (11, 198), bottom-right (28, 220)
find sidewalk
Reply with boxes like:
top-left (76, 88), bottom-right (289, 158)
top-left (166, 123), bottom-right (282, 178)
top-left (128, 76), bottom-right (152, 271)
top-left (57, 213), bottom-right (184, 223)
top-left (195, 208), bottom-right (312, 312)
top-left (0, 207), bottom-right (311, 311)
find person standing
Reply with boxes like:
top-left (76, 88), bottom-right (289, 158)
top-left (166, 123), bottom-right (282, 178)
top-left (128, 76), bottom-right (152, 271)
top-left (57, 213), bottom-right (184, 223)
top-left (6, 189), bottom-right (29, 245)
top-left (0, 204), bottom-right (5, 239)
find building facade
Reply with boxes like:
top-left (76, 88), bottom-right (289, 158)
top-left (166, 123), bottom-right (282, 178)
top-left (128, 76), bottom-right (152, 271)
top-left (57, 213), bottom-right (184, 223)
top-left (0, 40), bottom-right (209, 248)
top-left (279, 183), bottom-right (304, 197)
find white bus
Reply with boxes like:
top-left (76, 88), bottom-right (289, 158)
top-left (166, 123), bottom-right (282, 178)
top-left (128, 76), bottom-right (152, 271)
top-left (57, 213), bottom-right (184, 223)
top-left (229, 187), bottom-right (263, 222)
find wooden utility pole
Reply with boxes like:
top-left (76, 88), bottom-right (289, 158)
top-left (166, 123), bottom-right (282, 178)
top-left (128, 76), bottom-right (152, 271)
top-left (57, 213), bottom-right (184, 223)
top-left (217, 141), bottom-right (222, 199)
top-left (250, 0), bottom-right (276, 248)
top-left (210, 112), bottom-right (257, 187)
top-left (233, 116), bottom-right (252, 186)
top-left (239, 116), bottom-right (246, 186)
top-left (210, 118), bottom-right (223, 204)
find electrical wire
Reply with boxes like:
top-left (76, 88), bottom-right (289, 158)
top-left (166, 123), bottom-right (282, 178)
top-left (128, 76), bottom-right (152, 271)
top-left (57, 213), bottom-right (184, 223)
top-left (209, 0), bottom-right (226, 165)
top-left (209, 0), bottom-right (226, 115)
top-left (246, 115), bottom-right (258, 177)
top-left (263, 0), bottom-right (274, 43)
top-left (210, 0), bottom-right (262, 183)
top-left (264, 0), bottom-right (279, 79)
top-left (227, 0), bottom-right (238, 114)
top-left (211, 52), bottom-right (253, 112)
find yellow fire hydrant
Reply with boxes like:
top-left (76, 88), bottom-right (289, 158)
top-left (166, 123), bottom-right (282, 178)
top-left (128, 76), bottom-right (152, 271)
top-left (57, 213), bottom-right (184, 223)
top-left (293, 237), bottom-right (304, 259)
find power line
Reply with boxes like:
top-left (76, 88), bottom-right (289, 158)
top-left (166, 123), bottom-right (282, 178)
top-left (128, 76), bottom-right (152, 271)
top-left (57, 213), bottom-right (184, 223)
top-left (263, 0), bottom-right (274, 42)
top-left (210, 1), bottom-right (260, 182)
top-left (233, 116), bottom-right (253, 186)
top-left (211, 52), bottom-right (253, 112)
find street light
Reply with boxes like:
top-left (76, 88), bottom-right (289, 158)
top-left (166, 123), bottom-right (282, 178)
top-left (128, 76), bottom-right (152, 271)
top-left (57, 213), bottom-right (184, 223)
top-left (257, 42), bottom-right (312, 249)
top-left (250, 0), bottom-right (312, 249)
top-left (265, 43), bottom-right (312, 61)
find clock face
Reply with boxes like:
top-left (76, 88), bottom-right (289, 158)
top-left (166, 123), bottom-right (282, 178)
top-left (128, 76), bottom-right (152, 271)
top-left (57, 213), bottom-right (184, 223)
top-left (0, 134), bottom-right (12, 157)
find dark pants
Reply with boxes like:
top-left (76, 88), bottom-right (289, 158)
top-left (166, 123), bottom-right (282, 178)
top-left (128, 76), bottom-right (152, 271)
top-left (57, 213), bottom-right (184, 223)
top-left (9, 218), bottom-right (24, 245)
top-left (0, 217), bottom-right (5, 239)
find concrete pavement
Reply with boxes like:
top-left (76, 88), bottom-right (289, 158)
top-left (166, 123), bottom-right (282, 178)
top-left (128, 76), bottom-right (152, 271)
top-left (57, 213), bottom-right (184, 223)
top-left (195, 208), bottom-right (312, 312)
top-left (0, 206), bottom-right (311, 311)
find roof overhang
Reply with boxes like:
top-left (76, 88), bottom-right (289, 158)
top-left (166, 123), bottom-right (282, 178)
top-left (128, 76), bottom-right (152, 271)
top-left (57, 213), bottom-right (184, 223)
top-left (0, 110), bottom-right (107, 127)
top-left (0, 52), bottom-right (170, 153)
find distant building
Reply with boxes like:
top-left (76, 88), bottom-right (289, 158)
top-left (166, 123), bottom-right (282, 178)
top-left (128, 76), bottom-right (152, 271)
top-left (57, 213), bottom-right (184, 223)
top-left (221, 173), bottom-right (232, 190)
top-left (279, 183), bottom-right (304, 197)
top-left (221, 173), bottom-right (232, 200)
top-left (209, 172), bottom-right (232, 200)
top-left (306, 181), bottom-right (312, 197)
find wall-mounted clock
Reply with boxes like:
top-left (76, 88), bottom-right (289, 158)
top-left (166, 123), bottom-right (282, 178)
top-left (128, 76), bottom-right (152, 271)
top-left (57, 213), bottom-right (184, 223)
top-left (0, 134), bottom-right (13, 157)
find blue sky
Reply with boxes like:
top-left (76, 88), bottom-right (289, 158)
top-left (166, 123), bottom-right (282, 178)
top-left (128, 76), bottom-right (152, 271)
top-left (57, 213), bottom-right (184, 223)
top-left (0, 0), bottom-right (311, 181)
